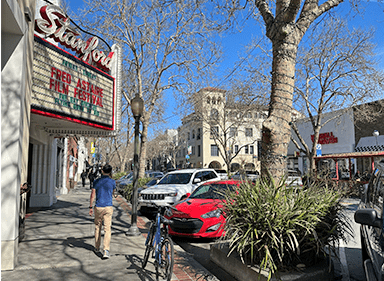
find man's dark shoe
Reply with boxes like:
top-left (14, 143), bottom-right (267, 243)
top-left (93, 247), bottom-right (101, 256)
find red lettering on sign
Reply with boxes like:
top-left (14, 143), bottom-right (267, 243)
top-left (311, 132), bottom-right (338, 144)
top-left (50, 67), bottom-right (71, 95)
top-left (74, 79), bottom-right (103, 107)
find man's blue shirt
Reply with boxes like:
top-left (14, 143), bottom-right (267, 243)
top-left (93, 175), bottom-right (116, 207)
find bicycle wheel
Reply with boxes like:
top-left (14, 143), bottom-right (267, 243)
top-left (156, 236), bottom-right (174, 281)
top-left (142, 226), bottom-right (155, 269)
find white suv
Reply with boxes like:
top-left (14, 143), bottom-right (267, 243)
top-left (138, 168), bottom-right (220, 211)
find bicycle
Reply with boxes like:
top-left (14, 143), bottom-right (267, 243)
top-left (142, 204), bottom-right (174, 281)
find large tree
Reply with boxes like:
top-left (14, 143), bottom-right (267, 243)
top-left (76, 0), bottom-right (223, 177)
top-left (290, 18), bottom-right (384, 174)
top-left (229, 0), bottom-right (347, 179)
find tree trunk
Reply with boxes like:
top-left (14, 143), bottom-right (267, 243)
top-left (261, 35), bottom-right (299, 179)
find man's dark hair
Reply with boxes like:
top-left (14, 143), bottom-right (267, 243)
top-left (102, 164), bottom-right (113, 174)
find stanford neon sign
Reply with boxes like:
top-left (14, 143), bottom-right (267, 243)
top-left (35, 5), bottom-right (114, 71)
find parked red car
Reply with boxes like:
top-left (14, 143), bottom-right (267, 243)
top-left (165, 180), bottom-right (241, 238)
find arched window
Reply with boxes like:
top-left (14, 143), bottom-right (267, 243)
top-left (211, 109), bottom-right (219, 119)
top-left (207, 97), bottom-right (211, 104)
top-left (192, 130), bottom-right (195, 139)
top-left (212, 97), bottom-right (216, 104)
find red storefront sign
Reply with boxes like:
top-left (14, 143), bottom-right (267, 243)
top-left (311, 132), bottom-right (338, 145)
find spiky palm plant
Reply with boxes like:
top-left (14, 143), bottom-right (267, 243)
top-left (222, 172), bottom-right (352, 280)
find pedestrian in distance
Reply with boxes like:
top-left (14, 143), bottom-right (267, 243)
top-left (88, 168), bottom-right (95, 189)
top-left (81, 170), bottom-right (88, 187)
top-left (89, 164), bottom-right (117, 259)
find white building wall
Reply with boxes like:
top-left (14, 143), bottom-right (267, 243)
top-left (289, 108), bottom-right (355, 173)
top-left (1, 0), bottom-right (35, 271)
top-left (29, 137), bottom-right (57, 207)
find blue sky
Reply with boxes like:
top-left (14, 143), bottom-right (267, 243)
top-left (66, 0), bottom-right (384, 134)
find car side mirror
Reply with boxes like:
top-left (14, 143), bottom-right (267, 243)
top-left (354, 208), bottom-right (383, 228)
top-left (193, 178), bottom-right (201, 184)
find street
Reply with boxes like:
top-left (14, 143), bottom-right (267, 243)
top-left (339, 198), bottom-right (366, 281)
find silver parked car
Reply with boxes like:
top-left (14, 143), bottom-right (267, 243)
top-left (231, 170), bottom-right (260, 182)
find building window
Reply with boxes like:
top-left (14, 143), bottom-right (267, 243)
top-left (247, 112), bottom-right (252, 118)
top-left (211, 145), bottom-right (219, 156)
top-left (229, 127), bottom-right (237, 137)
top-left (245, 145), bottom-right (249, 154)
top-left (207, 97), bottom-right (210, 104)
top-left (188, 132), bottom-right (190, 140)
top-left (192, 130), bottom-right (195, 139)
top-left (245, 128), bottom-right (253, 137)
top-left (234, 145), bottom-right (239, 153)
top-left (198, 145), bottom-right (201, 157)
top-left (250, 145), bottom-right (254, 155)
top-left (210, 126), bottom-right (219, 139)
top-left (211, 109), bottom-right (219, 119)
top-left (192, 146), bottom-right (195, 155)
top-left (197, 128), bottom-right (201, 140)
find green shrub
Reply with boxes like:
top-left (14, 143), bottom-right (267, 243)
top-left (113, 171), bottom-right (129, 180)
top-left (122, 177), bottom-right (152, 201)
top-left (222, 172), bottom-right (352, 280)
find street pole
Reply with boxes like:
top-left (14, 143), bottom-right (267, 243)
top-left (126, 95), bottom-right (144, 236)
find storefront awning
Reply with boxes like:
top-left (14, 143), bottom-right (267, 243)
top-left (355, 135), bottom-right (384, 152)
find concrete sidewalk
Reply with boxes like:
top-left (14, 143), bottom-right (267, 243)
top-left (1, 182), bottom-right (219, 281)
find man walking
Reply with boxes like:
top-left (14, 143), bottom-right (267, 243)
top-left (89, 164), bottom-right (116, 259)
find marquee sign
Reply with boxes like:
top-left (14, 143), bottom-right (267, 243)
top-left (31, 35), bottom-right (115, 130)
top-left (35, 5), bottom-right (115, 72)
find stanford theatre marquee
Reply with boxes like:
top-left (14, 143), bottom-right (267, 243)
top-left (1, 3), bottom-right (121, 270)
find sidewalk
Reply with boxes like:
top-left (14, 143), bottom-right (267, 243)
top-left (1, 182), bottom-right (219, 281)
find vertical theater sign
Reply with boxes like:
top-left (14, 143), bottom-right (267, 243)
top-left (32, 5), bottom-right (121, 135)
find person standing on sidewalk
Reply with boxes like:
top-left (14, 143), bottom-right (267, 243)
top-left (81, 170), bottom-right (88, 187)
top-left (89, 167), bottom-right (96, 189)
top-left (89, 164), bottom-right (116, 259)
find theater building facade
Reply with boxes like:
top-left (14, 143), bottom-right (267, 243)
top-left (1, 1), bottom-right (122, 270)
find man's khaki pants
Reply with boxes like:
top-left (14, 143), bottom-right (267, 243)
top-left (94, 206), bottom-right (113, 251)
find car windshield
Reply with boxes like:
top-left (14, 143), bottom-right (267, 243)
top-left (190, 183), bottom-right (236, 199)
top-left (158, 173), bottom-right (193, 185)
top-left (146, 179), bottom-right (158, 186)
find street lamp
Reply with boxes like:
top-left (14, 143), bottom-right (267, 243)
top-left (373, 130), bottom-right (379, 146)
top-left (126, 95), bottom-right (144, 236)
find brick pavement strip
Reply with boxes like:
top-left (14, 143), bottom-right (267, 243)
top-left (115, 196), bottom-right (218, 281)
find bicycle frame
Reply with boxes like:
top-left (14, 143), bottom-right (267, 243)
top-left (153, 211), bottom-right (163, 262)
top-left (142, 205), bottom-right (174, 281)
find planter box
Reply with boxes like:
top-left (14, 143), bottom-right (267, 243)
top-left (210, 242), bottom-right (335, 281)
